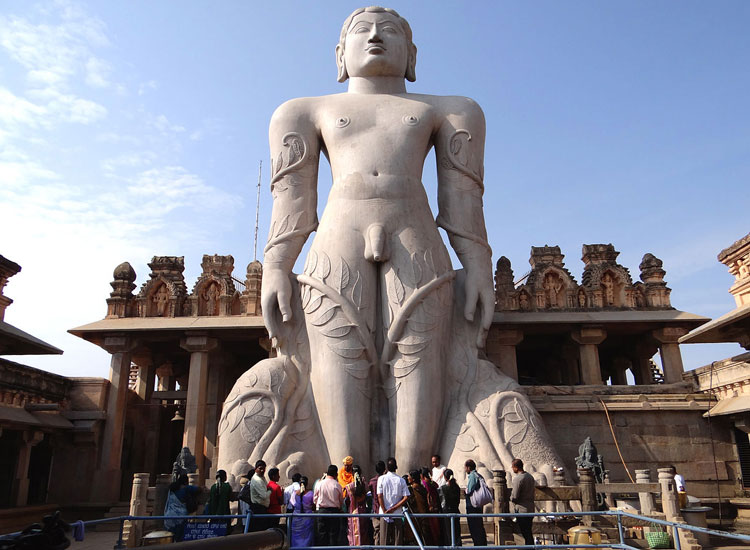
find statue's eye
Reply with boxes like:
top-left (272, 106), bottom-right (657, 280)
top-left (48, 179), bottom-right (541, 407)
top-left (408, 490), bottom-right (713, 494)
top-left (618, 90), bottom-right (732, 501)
top-left (382, 25), bottom-right (397, 33)
top-left (353, 25), bottom-right (369, 34)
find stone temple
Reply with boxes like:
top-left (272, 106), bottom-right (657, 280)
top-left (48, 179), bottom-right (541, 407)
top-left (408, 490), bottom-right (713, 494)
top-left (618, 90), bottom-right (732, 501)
top-left (1, 4), bottom-right (749, 537)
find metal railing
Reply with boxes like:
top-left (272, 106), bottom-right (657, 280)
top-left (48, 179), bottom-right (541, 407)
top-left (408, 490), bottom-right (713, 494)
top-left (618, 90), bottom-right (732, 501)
top-left (35, 509), bottom-right (750, 549)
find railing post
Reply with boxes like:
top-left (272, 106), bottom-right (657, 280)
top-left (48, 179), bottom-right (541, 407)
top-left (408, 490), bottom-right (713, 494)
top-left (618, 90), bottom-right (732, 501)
top-left (553, 467), bottom-right (571, 513)
top-left (493, 469), bottom-right (512, 545)
top-left (635, 469), bottom-right (655, 515)
top-left (113, 517), bottom-right (126, 550)
top-left (578, 467), bottom-right (597, 525)
top-left (403, 510), bottom-right (426, 550)
top-left (124, 472), bottom-right (149, 547)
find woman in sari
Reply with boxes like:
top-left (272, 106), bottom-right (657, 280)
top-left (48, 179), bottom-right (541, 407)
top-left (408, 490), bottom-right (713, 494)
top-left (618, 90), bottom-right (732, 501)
top-left (345, 465), bottom-right (370, 546)
top-left (291, 476), bottom-right (315, 548)
top-left (420, 467), bottom-right (442, 544)
top-left (407, 470), bottom-right (434, 545)
top-left (439, 468), bottom-right (461, 546)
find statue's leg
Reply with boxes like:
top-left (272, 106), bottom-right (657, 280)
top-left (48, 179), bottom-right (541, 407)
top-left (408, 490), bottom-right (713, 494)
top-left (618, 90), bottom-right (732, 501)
top-left (302, 227), bottom-right (377, 469)
top-left (381, 226), bottom-right (453, 471)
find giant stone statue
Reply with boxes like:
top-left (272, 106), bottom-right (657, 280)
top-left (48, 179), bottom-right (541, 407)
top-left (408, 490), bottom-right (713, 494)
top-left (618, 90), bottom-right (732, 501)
top-left (218, 6), bottom-right (563, 483)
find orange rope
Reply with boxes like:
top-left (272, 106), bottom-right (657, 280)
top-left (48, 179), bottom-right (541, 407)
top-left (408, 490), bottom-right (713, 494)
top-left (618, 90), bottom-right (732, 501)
top-left (599, 398), bottom-right (635, 483)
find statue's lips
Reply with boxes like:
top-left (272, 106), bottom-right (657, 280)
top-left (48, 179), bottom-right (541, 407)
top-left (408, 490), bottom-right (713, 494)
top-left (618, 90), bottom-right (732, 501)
top-left (365, 45), bottom-right (386, 54)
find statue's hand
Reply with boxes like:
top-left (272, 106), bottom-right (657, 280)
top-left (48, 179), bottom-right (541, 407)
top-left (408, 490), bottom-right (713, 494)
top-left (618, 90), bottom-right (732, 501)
top-left (261, 268), bottom-right (293, 345)
top-left (463, 264), bottom-right (495, 348)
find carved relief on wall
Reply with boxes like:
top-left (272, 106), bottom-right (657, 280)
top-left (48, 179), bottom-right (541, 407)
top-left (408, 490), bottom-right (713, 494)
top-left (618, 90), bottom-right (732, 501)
top-left (150, 283), bottom-right (170, 317)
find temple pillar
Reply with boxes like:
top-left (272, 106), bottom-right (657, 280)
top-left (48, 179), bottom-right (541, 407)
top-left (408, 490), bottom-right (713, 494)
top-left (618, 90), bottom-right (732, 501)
top-left (486, 329), bottom-right (523, 381)
top-left (631, 342), bottom-right (658, 385)
top-left (95, 334), bottom-right (137, 501)
top-left (578, 467), bottom-right (597, 525)
top-left (611, 357), bottom-right (630, 385)
top-left (133, 355), bottom-right (155, 402)
top-left (11, 430), bottom-right (44, 506)
top-left (180, 333), bottom-right (218, 482)
top-left (571, 327), bottom-right (606, 385)
top-left (204, 352), bottom-right (228, 480)
top-left (652, 328), bottom-right (688, 384)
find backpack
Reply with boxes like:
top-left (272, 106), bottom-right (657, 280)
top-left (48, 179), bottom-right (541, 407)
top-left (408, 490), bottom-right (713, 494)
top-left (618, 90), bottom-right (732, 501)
top-left (469, 473), bottom-right (494, 508)
top-left (238, 483), bottom-right (253, 505)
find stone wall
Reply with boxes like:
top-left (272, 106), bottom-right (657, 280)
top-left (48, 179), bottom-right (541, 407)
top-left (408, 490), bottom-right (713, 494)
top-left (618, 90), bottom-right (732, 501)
top-left (537, 400), bottom-right (740, 500)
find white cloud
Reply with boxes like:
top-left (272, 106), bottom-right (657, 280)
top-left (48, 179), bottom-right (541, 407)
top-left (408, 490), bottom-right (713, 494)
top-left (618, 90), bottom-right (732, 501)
top-left (0, 87), bottom-right (48, 128)
top-left (100, 151), bottom-right (157, 173)
top-left (138, 80), bottom-right (158, 96)
top-left (85, 56), bottom-right (111, 88)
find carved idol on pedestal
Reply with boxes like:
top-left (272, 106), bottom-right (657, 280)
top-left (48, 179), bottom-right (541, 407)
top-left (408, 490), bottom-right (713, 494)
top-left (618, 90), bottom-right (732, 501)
top-left (218, 6), bottom-right (563, 483)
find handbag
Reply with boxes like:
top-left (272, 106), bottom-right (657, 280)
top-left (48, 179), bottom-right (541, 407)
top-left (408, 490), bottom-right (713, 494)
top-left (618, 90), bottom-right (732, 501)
top-left (645, 525), bottom-right (671, 549)
top-left (469, 473), bottom-right (494, 508)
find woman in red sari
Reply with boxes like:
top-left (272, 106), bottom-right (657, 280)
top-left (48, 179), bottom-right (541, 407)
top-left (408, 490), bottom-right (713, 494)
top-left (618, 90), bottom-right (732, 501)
top-left (345, 465), bottom-right (370, 546)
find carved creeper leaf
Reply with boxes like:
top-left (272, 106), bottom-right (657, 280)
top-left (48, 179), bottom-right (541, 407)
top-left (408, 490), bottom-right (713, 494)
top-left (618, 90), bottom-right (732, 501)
top-left (350, 271), bottom-right (363, 310)
top-left (387, 268), bottom-right (405, 305)
top-left (396, 334), bottom-right (430, 355)
top-left (309, 303), bottom-right (339, 326)
top-left (424, 249), bottom-right (436, 278)
top-left (321, 319), bottom-right (355, 338)
top-left (317, 252), bottom-right (331, 282)
top-left (392, 357), bottom-right (420, 378)
top-left (304, 289), bottom-right (324, 314)
top-left (327, 341), bottom-right (366, 359)
top-left (500, 398), bottom-right (530, 446)
top-left (275, 215), bottom-right (289, 237)
top-left (276, 152), bottom-right (283, 176)
top-left (410, 252), bottom-right (423, 288)
top-left (333, 258), bottom-right (351, 294)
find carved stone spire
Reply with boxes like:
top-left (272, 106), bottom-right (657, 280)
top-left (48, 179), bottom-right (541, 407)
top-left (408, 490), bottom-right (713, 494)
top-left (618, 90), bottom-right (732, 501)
top-left (106, 262), bottom-right (137, 318)
top-left (494, 256), bottom-right (515, 311)
top-left (0, 255), bottom-right (21, 322)
top-left (242, 260), bottom-right (263, 316)
top-left (639, 253), bottom-right (672, 308)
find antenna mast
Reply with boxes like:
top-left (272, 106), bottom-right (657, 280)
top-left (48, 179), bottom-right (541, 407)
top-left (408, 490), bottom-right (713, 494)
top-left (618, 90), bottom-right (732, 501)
top-left (253, 160), bottom-right (262, 262)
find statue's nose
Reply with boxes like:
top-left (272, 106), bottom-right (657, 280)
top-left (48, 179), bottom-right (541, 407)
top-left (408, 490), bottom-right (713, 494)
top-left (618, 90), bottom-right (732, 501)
top-left (368, 29), bottom-right (383, 42)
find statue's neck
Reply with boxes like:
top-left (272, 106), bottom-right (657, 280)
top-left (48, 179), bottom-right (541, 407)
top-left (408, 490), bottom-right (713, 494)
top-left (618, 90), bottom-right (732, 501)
top-left (347, 76), bottom-right (407, 95)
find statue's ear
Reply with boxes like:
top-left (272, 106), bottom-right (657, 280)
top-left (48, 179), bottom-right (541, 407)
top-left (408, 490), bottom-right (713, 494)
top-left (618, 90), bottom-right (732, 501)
top-left (335, 44), bottom-right (348, 83)
top-left (405, 43), bottom-right (417, 82)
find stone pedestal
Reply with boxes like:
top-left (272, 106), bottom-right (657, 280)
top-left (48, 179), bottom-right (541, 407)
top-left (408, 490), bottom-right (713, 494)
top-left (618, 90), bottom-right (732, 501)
top-left (571, 328), bottom-right (606, 385)
top-left (492, 470), bottom-right (513, 545)
top-left (652, 328), bottom-right (688, 384)
top-left (181, 334), bottom-right (218, 483)
top-left (94, 334), bottom-right (137, 502)
top-left (578, 467), bottom-right (597, 525)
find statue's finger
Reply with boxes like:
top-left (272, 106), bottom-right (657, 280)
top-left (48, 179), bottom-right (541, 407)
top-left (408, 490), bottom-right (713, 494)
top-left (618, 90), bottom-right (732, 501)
top-left (464, 288), bottom-right (477, 321)
top-left (278, 288), bottom-right (293, 323)
top-left (480, 290), bottom-right (494, 330)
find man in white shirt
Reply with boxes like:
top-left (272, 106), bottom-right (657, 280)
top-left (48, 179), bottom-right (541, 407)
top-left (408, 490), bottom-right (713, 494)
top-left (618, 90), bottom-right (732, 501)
top-left (284, 473), bottom-right (302, 513)
top-left (431, 454), bottom-right (447, 487)
top-left (377, 457), bottom-right (410, 546)
top-left (314, 465), bottom-right (344, 545)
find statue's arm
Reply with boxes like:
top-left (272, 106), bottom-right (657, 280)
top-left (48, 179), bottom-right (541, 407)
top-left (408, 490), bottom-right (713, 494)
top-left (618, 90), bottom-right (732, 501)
top-left (435, 97), bottom-right (494, 347)
top-left (262, 99), bottom-right (320, 342)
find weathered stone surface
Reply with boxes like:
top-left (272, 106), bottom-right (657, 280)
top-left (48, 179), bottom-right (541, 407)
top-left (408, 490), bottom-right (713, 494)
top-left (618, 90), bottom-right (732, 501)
top-left (217, 6), bottom-right (562, 483)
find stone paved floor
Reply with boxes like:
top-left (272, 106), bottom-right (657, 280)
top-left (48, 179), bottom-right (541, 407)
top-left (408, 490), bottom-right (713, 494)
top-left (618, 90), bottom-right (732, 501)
top-left (69, 530), bottom-right (123, 549)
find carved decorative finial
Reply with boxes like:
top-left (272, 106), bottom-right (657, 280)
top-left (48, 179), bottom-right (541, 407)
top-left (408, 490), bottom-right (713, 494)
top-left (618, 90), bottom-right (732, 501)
top-left (242, 260), bottom-right (263, 316)
top-left (494, 256), bottom-right (515, 311)
top-left (717, 232), bottom-right (750, 307)
top-left (107, 262), bottom-right (136, 318)
top-left (136, 256), bottom-right (187, 317)
top-left (639, 253), bottom-right (671, 308)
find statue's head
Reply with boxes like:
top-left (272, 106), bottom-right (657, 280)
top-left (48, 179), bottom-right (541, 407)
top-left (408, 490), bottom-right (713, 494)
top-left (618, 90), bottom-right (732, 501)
top-left (336, 6), bottom-right (417, 83)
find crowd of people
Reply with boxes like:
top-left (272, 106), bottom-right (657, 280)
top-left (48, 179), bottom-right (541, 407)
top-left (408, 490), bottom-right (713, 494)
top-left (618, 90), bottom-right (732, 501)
top-left (165, 453), bottom-right (538, 547)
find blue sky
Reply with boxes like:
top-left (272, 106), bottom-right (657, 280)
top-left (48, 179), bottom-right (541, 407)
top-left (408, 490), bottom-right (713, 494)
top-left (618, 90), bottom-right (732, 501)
top-left (1, 0), bottom-right (747, 378)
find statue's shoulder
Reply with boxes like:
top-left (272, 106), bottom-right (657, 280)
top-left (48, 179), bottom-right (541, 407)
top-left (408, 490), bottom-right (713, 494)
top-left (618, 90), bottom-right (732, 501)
top-left (409, 93), bottom-right (484, 120)
top-left (271, 94), bottom-right (346, 128)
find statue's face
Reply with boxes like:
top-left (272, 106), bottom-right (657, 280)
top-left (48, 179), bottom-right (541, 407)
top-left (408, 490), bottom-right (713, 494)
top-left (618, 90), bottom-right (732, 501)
top-left (342, 11), bottom-right (409, 79)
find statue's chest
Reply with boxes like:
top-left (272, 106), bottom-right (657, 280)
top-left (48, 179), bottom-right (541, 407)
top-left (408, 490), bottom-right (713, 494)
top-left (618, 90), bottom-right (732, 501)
top-left (321, 102), bottom-right (434, 149)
